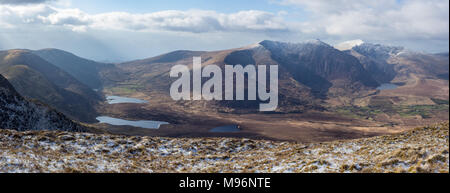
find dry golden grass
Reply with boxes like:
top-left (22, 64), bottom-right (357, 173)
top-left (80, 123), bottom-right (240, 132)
top-left (1, 123), bottom-right (448, 173)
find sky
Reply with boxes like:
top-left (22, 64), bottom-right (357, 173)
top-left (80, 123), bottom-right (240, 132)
top-left (0, 0), bottom-right (448, 62)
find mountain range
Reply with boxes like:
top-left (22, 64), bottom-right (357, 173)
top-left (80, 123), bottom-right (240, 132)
top-left (114, 40), bottom-right (448, 111)
top-left (117, 40), bottom-right (375, 111)
top-left (0, 40), bottom-right (448, 137)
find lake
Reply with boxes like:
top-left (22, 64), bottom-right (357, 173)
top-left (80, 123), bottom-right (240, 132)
top-left (100, 96), bottom-right (166, 129)
top-left (210, 125), bottom-right (241, 133)
top-left (376, 83), bottom-right (399, 90)
top-left (96, 116), bottom-right (169, 129)
top-left (106, 95), bottom-right (148, 104)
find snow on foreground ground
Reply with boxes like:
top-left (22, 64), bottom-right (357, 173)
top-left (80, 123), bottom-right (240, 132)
top-left (0, 123), bottom-right (448, 173)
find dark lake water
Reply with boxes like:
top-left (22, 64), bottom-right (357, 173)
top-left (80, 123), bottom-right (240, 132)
top-left (106, 95), bottom-right (148, 104)
top-left (210, 125), bottom-right (241, 133)
top-left (96, 116), bottom-right (169, 129)
top-left (376, 83), bottom-right (399, 90)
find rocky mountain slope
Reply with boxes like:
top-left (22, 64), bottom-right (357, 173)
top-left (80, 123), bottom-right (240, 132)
top-left (0, 50), bottom-right (101, 122)
top-left (259, 40), bottom-right (379, 96)
top-left (0, 74), bottom-right (87, 132)
top-left (0, 122), bottom-right (447, 173)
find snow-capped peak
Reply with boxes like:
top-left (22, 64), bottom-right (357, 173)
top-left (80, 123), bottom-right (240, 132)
top-left (305, 39), bottom-right (329, 46)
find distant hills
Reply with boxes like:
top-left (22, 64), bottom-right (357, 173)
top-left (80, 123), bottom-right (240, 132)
top-left (32, 49), bottom-right (108, 90)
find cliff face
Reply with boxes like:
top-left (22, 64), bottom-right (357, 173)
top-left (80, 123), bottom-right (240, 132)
top-left (0, 74), bottom-right (87, 132)
top-left (0, 122), bottom-right (447, 173)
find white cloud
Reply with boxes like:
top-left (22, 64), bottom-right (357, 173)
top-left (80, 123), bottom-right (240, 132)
top-left (0, 4), bottom-right (288, 33)
top-left (334, 39), bottom-right (364, 51)
top-left (2, 1), bottom-right (447, 40)
top-left (41, 8), bottom-right (90, 26)
top-left (0, 1), bottom-right (448, 60)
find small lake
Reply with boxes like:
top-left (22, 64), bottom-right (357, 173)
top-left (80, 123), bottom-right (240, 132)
top-left (106, 95), bottom-right (148, 104)
top-left (210, 125), bottom-right (241, 133)
top-left (96, 116), bottom-right (169, 129)
top-left (376, 83), bottom-right (399, 90)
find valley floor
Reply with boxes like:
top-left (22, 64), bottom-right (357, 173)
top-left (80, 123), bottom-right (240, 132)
top-left (0, 123), bottom-right (448, 173)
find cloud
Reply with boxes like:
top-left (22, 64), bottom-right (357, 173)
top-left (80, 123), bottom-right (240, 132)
top-left (2, 1), bottom-right (446, 40)
top-left (334, 39), bottom-right (364, 51)
top-left (0, 4), bottom-right (288, 33)
top-left (0, 1), bottom-right (448, 60)
top-left (277, 0), bottom-right (449, 41)
top-left (0, 0), bottom-right (53, 5)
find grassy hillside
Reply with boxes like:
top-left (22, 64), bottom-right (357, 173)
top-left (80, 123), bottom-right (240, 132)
top-left (0, 122), bottom-right (447, 173)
